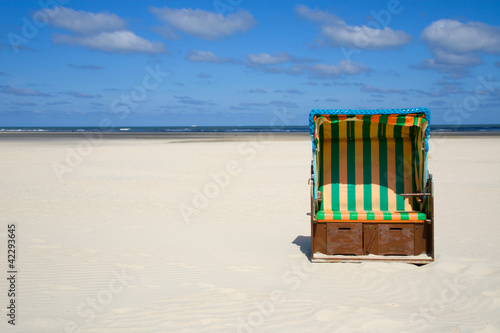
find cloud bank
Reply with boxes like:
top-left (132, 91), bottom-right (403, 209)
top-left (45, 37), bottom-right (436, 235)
top-left (151, 7), bottom-right (256, 40)
top-left (296, 5), bottom-right (411, 49)
top-left (417, 19), bottom-right (500, 77)
top-left (47, 6), bottom-right (165, 54)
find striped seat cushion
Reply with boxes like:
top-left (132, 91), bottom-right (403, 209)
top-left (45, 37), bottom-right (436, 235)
top-left (317, 210), bottom-right (427, 221)
top-left (314, 114), bottom-right (428, 222)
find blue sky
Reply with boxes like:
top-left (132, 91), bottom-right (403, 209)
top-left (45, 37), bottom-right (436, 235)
top-left (1, 0), bottom-right (500, 127)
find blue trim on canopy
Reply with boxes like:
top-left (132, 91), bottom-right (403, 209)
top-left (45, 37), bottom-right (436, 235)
top-left (309, 108), bottom-right (431, 139)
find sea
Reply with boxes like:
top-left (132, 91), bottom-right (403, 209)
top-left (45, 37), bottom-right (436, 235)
top-left (0, 124), bottom-right (500, 133)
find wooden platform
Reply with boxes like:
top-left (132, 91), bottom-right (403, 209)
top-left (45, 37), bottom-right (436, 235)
top-left (311, 253), bottom-right (434, 264)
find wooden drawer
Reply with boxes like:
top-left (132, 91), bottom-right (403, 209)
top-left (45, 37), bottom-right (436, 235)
top-left (364, 223), bottom-right (415, 256)
top-left (326, 223), bottom-right (363, 255)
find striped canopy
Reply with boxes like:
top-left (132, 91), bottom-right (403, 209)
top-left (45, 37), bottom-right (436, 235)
top-left (310, 109), bottom-right (430, 221)
top-left (309, 108), bottom-right (430, 139)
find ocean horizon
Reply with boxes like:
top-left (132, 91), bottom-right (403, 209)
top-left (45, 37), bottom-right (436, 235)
top-left (1, 124), bottom-right (500, 133)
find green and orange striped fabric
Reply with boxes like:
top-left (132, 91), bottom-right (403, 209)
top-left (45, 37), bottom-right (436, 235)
top-left (314, 114), bottom-right (428, 222)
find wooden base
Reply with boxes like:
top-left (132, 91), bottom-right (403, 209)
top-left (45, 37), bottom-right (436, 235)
top-left (311, 221), bottom-right (434, 263)
top-left (311, 253), bottom-right (434, 264)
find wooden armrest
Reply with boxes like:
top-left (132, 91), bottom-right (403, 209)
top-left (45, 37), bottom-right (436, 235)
top-left (400, 193), bottom-right (431, 203)
top-left (400, 193), bottom-right (431, 196)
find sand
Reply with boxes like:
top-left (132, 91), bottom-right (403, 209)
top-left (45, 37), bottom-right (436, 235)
top-left (0, 133), bottom-right (499, 332)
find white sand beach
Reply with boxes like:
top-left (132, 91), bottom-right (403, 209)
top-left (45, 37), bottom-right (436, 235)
top-left (1, 133), bottom-right (499, 332)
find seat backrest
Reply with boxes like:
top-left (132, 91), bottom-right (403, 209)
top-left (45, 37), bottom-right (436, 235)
top-left (315, 114), bottom-right (427, 212)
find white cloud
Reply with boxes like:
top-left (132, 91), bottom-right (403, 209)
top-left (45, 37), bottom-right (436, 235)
top-left (186, 50), bottom-right (232, 63)
top-left (45, 6), bottom-right (165, 54)
top-left (174, 95), bottom-right (215, 106)
top-left (60, 91), bottom-right (102, 99)
top-left (151, 7), bottom-right (256, 40)
top-left (197, 72), bottom-right (212, 78)
top-left (296, 4), bottom-right (339, 23)
top-left (0, 85), bottom-right (50, 97)
top-left (248, 88), bottom-right (268, 93)
top-left (274, 88), bottom-right (302, 94)
top-left (247, 53), bottom-right (292, 65)
top-left (308, 60), bottom-right (370, 78)
top-left (361, 85), bottom-right (406, 94)
top-left (321, 25), bottom-right (411, 49)
top-left (412, 80), bottom-right (466, 97)
top-left (68, 64), bottom-right (103, 70)
top-left (53, 31), bottom-right (166, 54)
top-left (419, 19), bottom-right (500, 70)
top-left (422, 19), bottom-right (500, 56)
top-left (244, 52), bottom-right (319, 76)
top-left (12, 101), bottom-right (37, 106)
top-left (411, 58), bottom-right (470, 79)
top-left (45, 6), bottom-right (126, 35)
top-left (296, 5), bottom-right (411, 49)
top-left (239, 102), bottom-right (268, 107)
top-left (243, 54), bottom-right (369, 78)
top-left (269, 100), bottom-right (297, 108)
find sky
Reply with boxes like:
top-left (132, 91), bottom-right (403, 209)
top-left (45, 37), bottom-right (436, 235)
top-left (0, 0), bottom-right (500, 127)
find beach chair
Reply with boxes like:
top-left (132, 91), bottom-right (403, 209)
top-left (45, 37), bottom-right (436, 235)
top-left (309, 109), bottom-right (434, 263)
